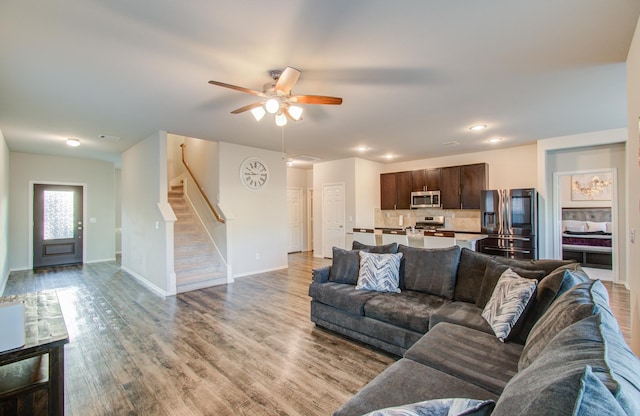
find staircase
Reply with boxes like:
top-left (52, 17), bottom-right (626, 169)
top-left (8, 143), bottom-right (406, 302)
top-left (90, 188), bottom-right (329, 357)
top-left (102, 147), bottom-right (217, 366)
top-left (169, 184), bottom-right (227, 293)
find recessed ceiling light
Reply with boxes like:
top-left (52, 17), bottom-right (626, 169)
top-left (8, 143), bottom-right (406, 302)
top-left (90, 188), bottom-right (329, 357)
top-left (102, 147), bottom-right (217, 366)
top-left (66, 138), bottom-right (80, 147)
top-left (355, 145), bottom-right (369, 152)
top-left (384, 153), bottom-right (395, 159)
top-left (488, 137), bottom-right (503, 144)
top-left (469, 124), bottom-right (487, 131)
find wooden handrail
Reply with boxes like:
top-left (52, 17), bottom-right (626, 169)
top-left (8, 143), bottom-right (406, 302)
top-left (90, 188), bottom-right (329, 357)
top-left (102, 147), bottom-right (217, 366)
top-left (180, 144), bottom-right (225, 224)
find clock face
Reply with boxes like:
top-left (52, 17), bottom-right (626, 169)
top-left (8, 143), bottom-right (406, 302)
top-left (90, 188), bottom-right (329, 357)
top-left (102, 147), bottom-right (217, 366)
top-left (240, 157), bottom-right (269, 191)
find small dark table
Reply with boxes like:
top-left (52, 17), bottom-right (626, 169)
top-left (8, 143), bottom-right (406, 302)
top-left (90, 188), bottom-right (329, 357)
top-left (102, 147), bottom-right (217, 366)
top-left (0, 291), bottom-right (69, 416)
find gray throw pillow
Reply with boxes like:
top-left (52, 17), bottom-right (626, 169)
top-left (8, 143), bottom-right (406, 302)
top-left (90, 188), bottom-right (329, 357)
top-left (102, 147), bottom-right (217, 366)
top-left (519, 280), bottom-right (607, 370)
top-left (453, 248), bottom-right (492, 303)
top-left (398, 245), bottom-right (461, 299)
top-left (353, 240), bottom-right (399, 254)
top-left (510, 263), bottom-right (586, 344)
top-left (475, 260), bottom-right (545, 309)
top-left (328, 247), bottom-right (368, 285)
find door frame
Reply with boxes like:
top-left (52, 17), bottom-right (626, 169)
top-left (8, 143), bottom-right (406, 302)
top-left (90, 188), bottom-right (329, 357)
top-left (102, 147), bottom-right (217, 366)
top-left (29, 181), bottom-right (87, 269)
top-left (551, 168), bottom-right (619, 282)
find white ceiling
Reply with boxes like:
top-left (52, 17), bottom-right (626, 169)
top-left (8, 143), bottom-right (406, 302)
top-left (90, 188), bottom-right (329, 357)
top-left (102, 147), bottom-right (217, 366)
top-left (1, 1), bottom-right (639, 167)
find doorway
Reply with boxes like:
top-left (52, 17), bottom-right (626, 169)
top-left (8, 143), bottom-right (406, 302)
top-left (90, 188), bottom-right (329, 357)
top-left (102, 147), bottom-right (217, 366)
top-left (33, 184), bottom-right (84, 268)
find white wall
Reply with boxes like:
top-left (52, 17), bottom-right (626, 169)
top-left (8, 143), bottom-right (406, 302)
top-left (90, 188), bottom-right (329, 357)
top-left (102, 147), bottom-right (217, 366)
top-left (385, 143), bottom-right (538, 190)
top-left (626, 17), bottom-right (640, 355)
top-left (0, 130), bottom-right (9, 293)
top-left (218, 142), bottom-right (287, 277)
top-left (167, 134), bottom-right (185, 186)
top-left (121, 131), bottom-right (174, 295)
top-left (8, 152), bottom-right (116, 270)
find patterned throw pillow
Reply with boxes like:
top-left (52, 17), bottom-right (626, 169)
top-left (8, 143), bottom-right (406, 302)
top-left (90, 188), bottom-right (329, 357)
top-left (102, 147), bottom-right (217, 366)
top-left (482, 268), bottom-right (538, 342)
top-left (363, 398), bottom-right (495, 416)
top-left (355, 251), bottom-right (403, 293)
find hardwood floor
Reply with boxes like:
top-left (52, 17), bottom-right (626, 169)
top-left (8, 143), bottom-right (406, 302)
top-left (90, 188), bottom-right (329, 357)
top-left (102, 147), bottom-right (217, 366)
top-left (2, 253), bottom-right (632, 415)
top-left (3, 253), bottom-right (395, 416)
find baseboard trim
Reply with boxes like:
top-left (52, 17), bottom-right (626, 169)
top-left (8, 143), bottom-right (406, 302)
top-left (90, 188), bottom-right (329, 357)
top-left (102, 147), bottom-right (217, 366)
top-left (233, 264), bottom-right (288, 279)
top-left (120, 265), bottom-right (168, 297)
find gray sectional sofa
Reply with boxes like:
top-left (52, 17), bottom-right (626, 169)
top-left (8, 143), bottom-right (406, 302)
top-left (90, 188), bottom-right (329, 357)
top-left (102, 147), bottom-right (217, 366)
top-left (308, 243), bottom-right (640, 415)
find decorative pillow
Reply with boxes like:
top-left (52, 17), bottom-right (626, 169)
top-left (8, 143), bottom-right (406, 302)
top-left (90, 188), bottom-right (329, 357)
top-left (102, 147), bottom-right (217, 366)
top-left (398, 245), bottom-right (461, 299)
top-left (587, 221), bottom-right (607, 233)
top-left (519, 280), bottom-right (607, 370)
top-left (353, 240), bottom-right (399, 254)
top-left (363, 398), bottom-right (495, 416)
top-left (482, 268), bottom-right (538, 342)
top-left (510, 263), bottom-right (587, 344)
top-left (562, 220), bottom-right (587, 233)
top-left (355, 251), bottom-right (403, 293)
top-left (328, 247), bottom-right (368, 285)
top-left (476, 260), bottom-right (545, 309)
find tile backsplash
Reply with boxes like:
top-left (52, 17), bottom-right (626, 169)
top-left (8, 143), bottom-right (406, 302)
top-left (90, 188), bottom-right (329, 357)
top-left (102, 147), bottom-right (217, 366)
top-left (374, 208), bottom-right (481, 232)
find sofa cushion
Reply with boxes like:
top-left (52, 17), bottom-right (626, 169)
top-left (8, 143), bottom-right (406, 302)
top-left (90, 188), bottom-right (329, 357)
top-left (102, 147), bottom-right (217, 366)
top-left (496, 312), bottom-right (640, 416)
top-left (333, 359), bottom-right (498, 416)
top-left (494, 257), bottom-right (575, 276)
top-left (482, 268), bottom-right (537, 342)
top-left (364, 291), bottom-right (451, 333)
top-left (510, 263), bottom-right (588, 344)
top-left (453, 248), bottom-right (492, 303)
top-left (329, 247), bottom-right (367, 285)
top-left (308, 282), bottom-right (381, 316)
top-left (398, 245), bottom-right (461, 299)
top-left (356, 252), bottom-right (403, 293)
top-left (405, 322), bottom-right (523, 395)
top-left (353, 240), bottom-right (399, 254)
top-left (475, 260), bottom-right (545, 309)
top-left (363, 398), bottom-right (495, 416)
top-left (428, 302), bottom-right (493, 335)
top-left (519, 280), bottom-right (608, 370)
top-left (492, 365), bottom-right (625, 416)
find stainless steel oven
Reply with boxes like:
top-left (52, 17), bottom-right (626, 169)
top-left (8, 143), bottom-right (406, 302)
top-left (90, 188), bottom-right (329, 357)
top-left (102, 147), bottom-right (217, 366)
top-left (411, 191), bottom-right (441, 209)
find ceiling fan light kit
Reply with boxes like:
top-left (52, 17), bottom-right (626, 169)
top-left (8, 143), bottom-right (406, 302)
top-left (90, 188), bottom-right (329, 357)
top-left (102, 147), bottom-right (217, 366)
top-left (208, 66), bottom-right (342, 126)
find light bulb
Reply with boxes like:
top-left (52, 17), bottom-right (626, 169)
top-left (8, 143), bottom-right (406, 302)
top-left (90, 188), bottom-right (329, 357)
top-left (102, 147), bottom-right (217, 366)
top-left (265, 98), bottom-right (280, 114)
top-left (250, 106), bottom-right (266, 121)
top-left (275, 113), bottom-right (287, 126)
top-left (288, 105), bottom-right (303, 121)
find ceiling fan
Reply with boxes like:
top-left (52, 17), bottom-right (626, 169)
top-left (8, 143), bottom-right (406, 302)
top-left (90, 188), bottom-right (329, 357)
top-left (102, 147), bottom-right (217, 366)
top-left (208, 66), bottom-right (342, 126)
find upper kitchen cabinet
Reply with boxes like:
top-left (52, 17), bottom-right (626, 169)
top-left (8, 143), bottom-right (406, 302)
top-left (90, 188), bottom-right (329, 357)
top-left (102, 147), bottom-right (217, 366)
top-left (441, 163), bottom-right (488, 209)
top-left (380, 171), bottom-right (413, 210)
top-left (412, 168), bottom-right (440, 191)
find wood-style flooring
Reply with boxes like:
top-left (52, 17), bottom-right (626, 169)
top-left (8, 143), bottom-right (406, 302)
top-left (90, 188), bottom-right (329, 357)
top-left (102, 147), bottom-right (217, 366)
top-left (2, 253), bottom-right (632, 415)
top-left (3, 253), bottom-right (395, 416)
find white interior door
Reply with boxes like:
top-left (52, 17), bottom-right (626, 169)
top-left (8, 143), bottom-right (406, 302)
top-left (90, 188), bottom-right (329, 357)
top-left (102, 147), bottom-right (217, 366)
top-left (322, 183), bottom-right (345, 258)
top-left (287, 188), bottom-right (303, 253)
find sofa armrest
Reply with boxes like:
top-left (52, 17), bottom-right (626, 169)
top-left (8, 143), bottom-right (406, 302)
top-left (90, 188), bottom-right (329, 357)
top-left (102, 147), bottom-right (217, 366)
top-left (312, 266), bottom-right (331, 283)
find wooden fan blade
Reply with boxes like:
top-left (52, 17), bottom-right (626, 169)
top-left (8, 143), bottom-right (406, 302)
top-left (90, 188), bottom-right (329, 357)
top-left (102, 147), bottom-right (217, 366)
top-left (208, 80), bottom-right (265, 97)
top-left (291, 95), bottom-right (343, 105)
top-left (231, 102), bottom-right (264, 114)
top-left (275, 67), bottom-right (301, 94)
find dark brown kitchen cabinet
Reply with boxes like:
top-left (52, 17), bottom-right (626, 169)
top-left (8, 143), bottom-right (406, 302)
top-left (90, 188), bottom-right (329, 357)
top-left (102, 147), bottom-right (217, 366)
top-left (440, 166), bottom-right (461, 209)
top-left (412, 168), bottom-right (440, 191)
top-left (380, 171), bottom-right (412, 210)
top-left (440, 163), bottom-right (488, 209)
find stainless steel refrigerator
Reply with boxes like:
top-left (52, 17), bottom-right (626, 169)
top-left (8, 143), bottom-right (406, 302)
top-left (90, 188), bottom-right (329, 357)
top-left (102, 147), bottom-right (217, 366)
top-left (478, 188), bottom-right (538, 259)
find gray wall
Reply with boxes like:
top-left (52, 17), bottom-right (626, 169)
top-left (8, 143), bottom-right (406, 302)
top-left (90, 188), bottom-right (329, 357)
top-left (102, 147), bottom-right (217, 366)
top-left (8, 152), bottom-right (116, 270)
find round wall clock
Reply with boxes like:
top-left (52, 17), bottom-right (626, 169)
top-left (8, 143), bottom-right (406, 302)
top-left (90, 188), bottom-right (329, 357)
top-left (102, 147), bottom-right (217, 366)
top-left (240, 157), bottom-right (269, 191)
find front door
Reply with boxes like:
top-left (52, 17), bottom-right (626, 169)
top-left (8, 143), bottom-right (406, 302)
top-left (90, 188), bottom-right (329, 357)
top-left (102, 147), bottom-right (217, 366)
top-left (33, 184), bottom-right (83, 268)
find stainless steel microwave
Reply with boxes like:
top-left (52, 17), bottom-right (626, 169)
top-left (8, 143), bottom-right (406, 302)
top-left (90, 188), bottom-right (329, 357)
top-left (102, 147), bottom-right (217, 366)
top-left (411, 191), bottom-right (441, 209)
